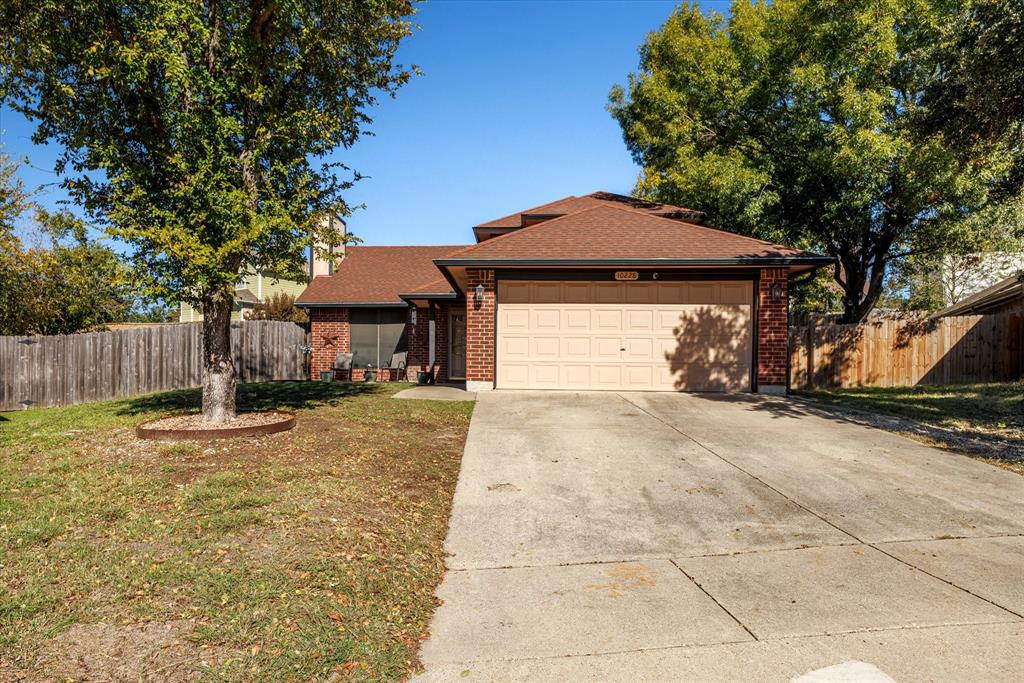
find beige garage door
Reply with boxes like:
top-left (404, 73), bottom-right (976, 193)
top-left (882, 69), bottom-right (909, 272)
top-left (496, 280), bottom-right (752, 392)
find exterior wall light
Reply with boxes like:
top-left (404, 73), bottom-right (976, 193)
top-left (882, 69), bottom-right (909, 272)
top-left (474, 283), bottom-right (485, 304)
top-left (410, 307), bottom-right (417, 325)
top-left (770, 282), bottom-right (784, 303)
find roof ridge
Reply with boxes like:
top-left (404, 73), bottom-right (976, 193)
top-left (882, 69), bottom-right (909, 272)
top-left (472, 194), bottom-right (578, 228)
top-left (445, 204), bottom-right (612, 258)
top-left (601, 202), bottom-right (803, 252)
top-left (585, 190), bottom-right (704, 216)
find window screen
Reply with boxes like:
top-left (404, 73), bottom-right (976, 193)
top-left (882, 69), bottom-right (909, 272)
top-left (349, 308), bottom-right (408, 368)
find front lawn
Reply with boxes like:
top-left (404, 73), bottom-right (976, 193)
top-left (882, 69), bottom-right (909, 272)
top-left (0, 382), bottom-right (473, 682)
top-left (800, 382), bottom-right (1024, 474)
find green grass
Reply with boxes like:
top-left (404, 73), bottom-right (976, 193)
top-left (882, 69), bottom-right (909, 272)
top-left (800, 382), bottom-right (1024, 436)
top-left (0, 381), bottom-right (474, 681)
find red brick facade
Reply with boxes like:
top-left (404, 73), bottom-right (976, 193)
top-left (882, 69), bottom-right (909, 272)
top-left (465, 269), bottom-right (495, 385)
top-left (405, 302), bottom-right (456, 383)
top-left (309, 308), bottom-right (349, 380)
top-left (307, 267), bottom-right (790, 393)
top-left (757, 268), bottom-right (789, 389)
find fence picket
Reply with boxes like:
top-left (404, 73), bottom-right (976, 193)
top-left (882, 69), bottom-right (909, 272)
top-left (790, 313), bottom-right (1023, 390)
top-left (0, 321), bottom-right (310, 410)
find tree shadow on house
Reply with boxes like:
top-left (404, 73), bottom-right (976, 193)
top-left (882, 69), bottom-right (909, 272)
top-left (114, 380), bottom-right (380, 416)
top-left (664, 305), bottom-right (753, 392)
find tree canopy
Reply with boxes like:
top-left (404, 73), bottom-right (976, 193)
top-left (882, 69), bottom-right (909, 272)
top-left (1, 1), bottom-right (417, 419)
top-left (609, 0), bottom-right (1023, 322)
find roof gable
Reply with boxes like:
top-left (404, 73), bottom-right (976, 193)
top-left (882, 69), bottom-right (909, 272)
top-left (473, 191), bottom-right (704, 231)
top-left (296, 245), bottom-right (466, 305)
top-left (450, 204), bottom-right (813, 261)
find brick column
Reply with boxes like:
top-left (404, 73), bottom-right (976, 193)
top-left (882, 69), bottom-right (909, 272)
top-left (406, 304), bottom-right (429, 381)
top-left (757, 268), bottom-right (789, 394)
top-left (465, 269), bottom-right (495, 391)
top-left (309, 308), bottom-right (349, 380)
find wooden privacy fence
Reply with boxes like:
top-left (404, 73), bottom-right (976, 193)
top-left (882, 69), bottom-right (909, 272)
top-left (0, 321), bottom-right (310, 410)
top-left (789, 313), bottom-right (1024, 390)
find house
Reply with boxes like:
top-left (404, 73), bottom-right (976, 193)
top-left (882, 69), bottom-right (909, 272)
top-left (180, 214), bottom-right (347, 321)
top-left (934, 271), bottom-right (1024, 317)
top-left (940, 251), bottom-right (1024, 305)
top-left (295, 192), bottom-right (832, 393)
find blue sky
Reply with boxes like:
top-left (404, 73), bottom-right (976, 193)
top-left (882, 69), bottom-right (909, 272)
top-left (0, 0), bottom-right (732, 246)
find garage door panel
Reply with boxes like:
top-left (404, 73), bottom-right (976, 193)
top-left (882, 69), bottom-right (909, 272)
top-left (594, 310), bottom-right (622, 330)
top-left (593, 283), bottom-right (622, 303)
top-left (623, 337), bottom-right (654, 359)
top-left (496, 280), bottom-right (752, 392)
top-left (499, 282), bottom-right (531, 303)
top-left (563, 337), bottom-right (592, 357)
top-left (533, 336), bottom-right (560, 358)
top-left (592, 365), bottom-right (622, 388)
top-left (564, 308), bottom-right (591, 329)
top-left (502, 308), bottom-right (530, 330)
top-left (594, 336), bottom-right (623, 359)
top-left (533, 282), bottom-right (562, 303)
top-left (562, 364), bottom-right (591, 387)
top-left (501, 335), bottom-right (530, 358)
top-left (562, 282), bottom-right (592, 303)
top-left (625, 309), bottom-right (654, 330)
top-left (531, 364), bottom-right (560, 386)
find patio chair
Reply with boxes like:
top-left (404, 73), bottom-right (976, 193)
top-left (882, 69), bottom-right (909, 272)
top-left (388, 352), bottom-right (407, 381)
top-left (333, 352), bottom-right (353, 381)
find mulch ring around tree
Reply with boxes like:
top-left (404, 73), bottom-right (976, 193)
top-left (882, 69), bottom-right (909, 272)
top-left (136, 411), bottom-right (295, 441)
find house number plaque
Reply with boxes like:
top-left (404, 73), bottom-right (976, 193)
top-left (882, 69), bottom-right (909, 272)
top-left (614, 271), bottom-right (639, 281)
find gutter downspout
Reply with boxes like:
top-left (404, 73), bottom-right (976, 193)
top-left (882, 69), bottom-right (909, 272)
top-left (428, 305), bottom-right (436, 369)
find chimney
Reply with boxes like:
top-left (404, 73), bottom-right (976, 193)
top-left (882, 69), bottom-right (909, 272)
top-left (310, 213), bottom-right (347, 278)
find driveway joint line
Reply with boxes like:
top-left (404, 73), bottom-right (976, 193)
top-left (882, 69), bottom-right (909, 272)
top-left (669, 559), bottom-right (760, 641)
top-left (617, 393), bottom-right (1024, 621)
top-left (425, 619), bottom-right (1024, 667)
top-left (863, 541), bottom-right (1024, 620)
top-left (445, 540), bottom-right (867, 572)
top-left (616, 393), bottom-right (865, 544)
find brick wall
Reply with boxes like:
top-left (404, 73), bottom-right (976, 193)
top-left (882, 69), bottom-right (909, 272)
top-left (406, 304), bottom-right (428, 381)
top-left (466, 269), bottom-right (495, 384)
top-left (757, 268), bottom-right (789, 389)
top-left (405, 303), bottom-right (456, 383)
top-left (309, 308), bottom-right (349, 380)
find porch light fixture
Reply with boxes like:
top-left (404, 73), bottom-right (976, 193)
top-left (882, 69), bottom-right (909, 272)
top-left (474, 283), bottom-right (485, 304)
top-left (410, 308), bottom-right (417, 325)
top-left (770, 282), bottom-right (784, 302)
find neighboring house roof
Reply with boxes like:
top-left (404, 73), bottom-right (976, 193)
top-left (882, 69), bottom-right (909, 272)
top-left (473, 191), bottom-right (705, 230)
top-left (296, 245), bottom-right (467, 305)
top-left (235, 288), bottom-right (261, 305)
top-left (444, 204), bottom-right (822, 264)
top-left (933, 271), bottom-right (1024, 318)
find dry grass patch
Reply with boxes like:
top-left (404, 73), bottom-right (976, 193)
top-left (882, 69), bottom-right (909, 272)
top-left (0, 381), bottom-right (473, 681)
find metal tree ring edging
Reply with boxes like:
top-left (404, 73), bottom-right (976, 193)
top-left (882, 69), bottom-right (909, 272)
top-left (136, 412), bottom-right (296, 441)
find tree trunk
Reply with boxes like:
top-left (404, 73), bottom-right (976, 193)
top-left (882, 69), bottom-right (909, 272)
top-left (201, 291), bottom-right (236, 422)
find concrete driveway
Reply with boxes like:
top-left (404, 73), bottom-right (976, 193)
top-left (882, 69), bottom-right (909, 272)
top-left (416, 392), bottom-right (1024, 682)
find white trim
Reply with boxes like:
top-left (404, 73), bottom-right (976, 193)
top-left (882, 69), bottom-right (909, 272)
top-left (466, 380), bottom-right (494, 392)
top-left (428, 318), bottom-right (436, 366)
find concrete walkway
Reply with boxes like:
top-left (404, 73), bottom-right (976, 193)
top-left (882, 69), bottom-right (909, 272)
top-left (416, 391), bottom-right (1024, 682)
top-left (392, 384), bottom-right (476, 401)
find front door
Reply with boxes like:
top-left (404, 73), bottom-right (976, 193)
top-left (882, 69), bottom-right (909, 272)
top-left (449, 311), bottom-right (467, 380)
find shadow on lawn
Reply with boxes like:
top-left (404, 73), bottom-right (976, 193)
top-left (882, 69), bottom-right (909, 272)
top-left (115, 381), bottom-right (381, 416)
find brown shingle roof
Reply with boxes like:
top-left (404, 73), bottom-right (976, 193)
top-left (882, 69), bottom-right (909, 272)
top-left (474, 191), bottom-right (704, 229)
top-left (448, 204), bottom-right (815, 261)
top-left (296, 246), bottom-right (466, 305)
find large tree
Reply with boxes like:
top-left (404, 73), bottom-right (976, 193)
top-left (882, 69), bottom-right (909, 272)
top-left (610, 0), bottom-right (1021, 322)
top-left (0, 0), bottom-right (416, 420)
top-left (922, 0), bottom-right (1024, 165)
